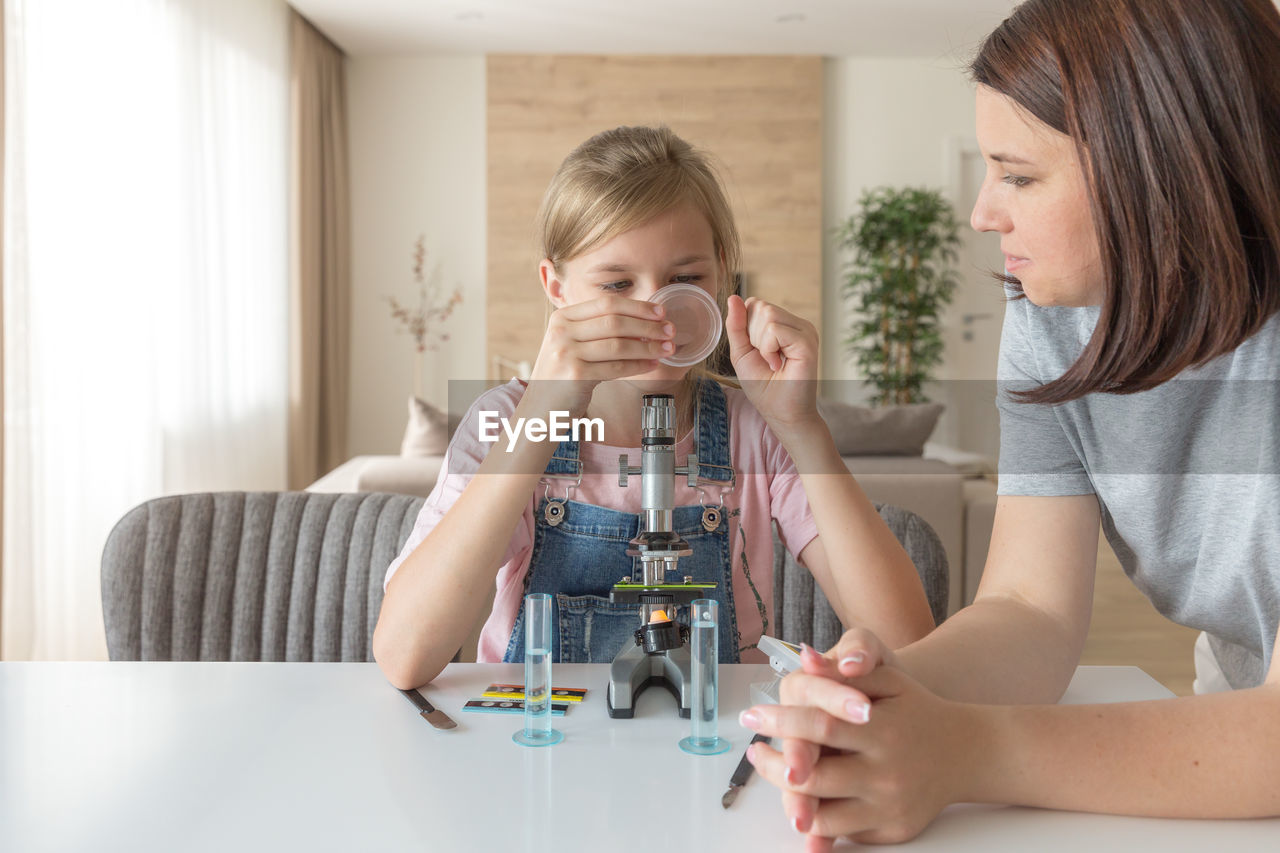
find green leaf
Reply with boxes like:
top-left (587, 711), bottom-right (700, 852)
top-left (836, 186), bottom-right (961, 405)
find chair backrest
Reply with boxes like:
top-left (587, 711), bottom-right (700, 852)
top-left (103, 492), bottom-right (944, 662)
top-left (771, 504), bottom-right (949, 652)
top-left (101, 491), bottom-right (424, 661)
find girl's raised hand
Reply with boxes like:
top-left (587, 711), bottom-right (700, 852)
top-left (724, 294), bottom-right (820, 434)
top-left (527, 295), bottom-right (675, 415)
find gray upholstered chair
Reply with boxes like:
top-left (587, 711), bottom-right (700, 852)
top-left (100, 491), bottom-right (425, 661)
top-left (772, 504), bottom-right (949, 653)
top-left (101, 492), bottom-right (946, 661)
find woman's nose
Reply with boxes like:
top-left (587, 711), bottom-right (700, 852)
top-left (970, 184), bottom-right (1006, 234)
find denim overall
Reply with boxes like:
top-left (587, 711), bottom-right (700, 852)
top-left (503, 379), bottom-right (740, 664)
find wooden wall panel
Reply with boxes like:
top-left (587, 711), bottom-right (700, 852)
top-left (486, 55), bottom-right (823, 377)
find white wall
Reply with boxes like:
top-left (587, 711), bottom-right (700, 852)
top-left (822, 56), bottom-right (993, 379)
top-left (346, 55), bottom-right (487, 456)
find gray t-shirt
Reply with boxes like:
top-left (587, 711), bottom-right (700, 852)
top-left (997, 296), bottom-right (1280, 688)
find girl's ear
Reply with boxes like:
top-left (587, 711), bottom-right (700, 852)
top-left (540, 258), bottom-right (568, 308)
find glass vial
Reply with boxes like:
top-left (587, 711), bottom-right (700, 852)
top-left (512, 593), bottom-right (563, 747)
top-left (678, 598), bottom-right (730, 755)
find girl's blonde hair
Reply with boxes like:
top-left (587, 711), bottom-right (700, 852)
top-left (537, 126), bottom-right (742, 354)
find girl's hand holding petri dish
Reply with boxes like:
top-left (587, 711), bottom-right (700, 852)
top-left (526, 294), bottom-right (676, 416)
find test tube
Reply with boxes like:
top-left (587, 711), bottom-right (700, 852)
top-left (512, 593), bottom-right (563, 747)
top-left (678, 598), bottom-right (730, 755)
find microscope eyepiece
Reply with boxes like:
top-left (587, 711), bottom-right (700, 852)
top-left (641, 394), bottom-right (676, 437)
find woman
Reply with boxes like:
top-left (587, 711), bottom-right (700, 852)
top-left (739, 0), bottom-right (1280, 846)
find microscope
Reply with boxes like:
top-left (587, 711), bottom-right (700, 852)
top-left (607, 393), bottom-right (715, 718)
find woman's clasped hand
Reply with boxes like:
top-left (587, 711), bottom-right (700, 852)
top-left (740, 632), bottom-right (988, 848)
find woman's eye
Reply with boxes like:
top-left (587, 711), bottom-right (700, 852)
top-left (599, 281), bottom-right (631, 292)
top-left (671, 274), bottom-right (703, 284)
top-left (1002, 174), bottom-right (1032, 188)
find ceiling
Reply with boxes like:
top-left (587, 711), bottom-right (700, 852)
top-left (288, 0), bottom-right (1020, 59)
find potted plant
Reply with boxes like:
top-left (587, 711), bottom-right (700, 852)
top-left (836, 187), bottom-right (961, 405)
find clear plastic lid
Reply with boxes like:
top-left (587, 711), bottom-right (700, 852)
top-left (648, 283), bottom-right (723, 367)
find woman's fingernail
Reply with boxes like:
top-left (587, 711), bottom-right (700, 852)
top-left (652, 305), bottom-right (664, 317)
top-left (663, 322), bottom-right (675, 336)
top-left (792, 814), bottom-right (812, 834)
top-left (739, 709), bottom-right (762, 729)
top-left (785, 764), bottom-right (808, 787)
top-left (745, 743), bottom-right (758, 764)
top-left (662, 341), bottom-right (674, 352)
top-left (845, 699), bottom-right (871, 723)
top-left (839, 652), bottom-right (866, 669)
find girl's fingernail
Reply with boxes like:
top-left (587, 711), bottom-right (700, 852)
top-left (739, 709), bottom-right (762, 729)
top-left (652, 305), bottom-right (664, 316)
top-left (845, 699), bottom-right (871, 723)
top-left (785, 764), bottom-right (808, 787)
top-left (839, 652), bottom-right (866, 669)
top-left (663, 322), bottom-right (675, 336)
top-left (792, 814), bottom-right (812, 834)
top-left (745, 743), bottom-right (758, 764)
top-left (662, 341), bottom-right (674, 352)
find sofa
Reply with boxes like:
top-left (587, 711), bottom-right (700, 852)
top-left (308, 441), bottom-right (997, 616)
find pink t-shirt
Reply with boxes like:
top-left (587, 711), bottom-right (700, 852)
top-left (384, 379), bottom-right (820, 664)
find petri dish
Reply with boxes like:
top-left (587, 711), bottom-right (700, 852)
top-left (649, 283), bottom-right (723, 367)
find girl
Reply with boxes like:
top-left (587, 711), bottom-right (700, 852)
top-left (740, 0), bottom-right (1280, 846)
top-left (373, 126), bottom-right (934, 689)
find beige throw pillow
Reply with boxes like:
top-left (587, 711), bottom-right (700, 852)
top-left (400, 396), bottom-right (456, 457)
top-left (816, 399), bottom-right (945, 457)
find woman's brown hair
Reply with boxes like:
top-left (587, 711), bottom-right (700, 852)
top-left (971, 0), bottom-right (1280, 403)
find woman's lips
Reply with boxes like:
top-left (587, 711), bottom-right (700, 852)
top-left (1003, 253), bottom-right (1030, 273)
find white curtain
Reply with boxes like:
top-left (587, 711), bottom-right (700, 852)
top-left (2, 0), bottom-right (290, 660)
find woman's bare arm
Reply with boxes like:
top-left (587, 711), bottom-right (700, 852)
top-left (894, 493), bottom-right (1101, 703)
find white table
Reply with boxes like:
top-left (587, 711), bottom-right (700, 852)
top-left (1, 663), bottom-right (1276, 852)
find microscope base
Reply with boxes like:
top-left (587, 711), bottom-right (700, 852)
top-left (606, 643), bottom-right (692, 719)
